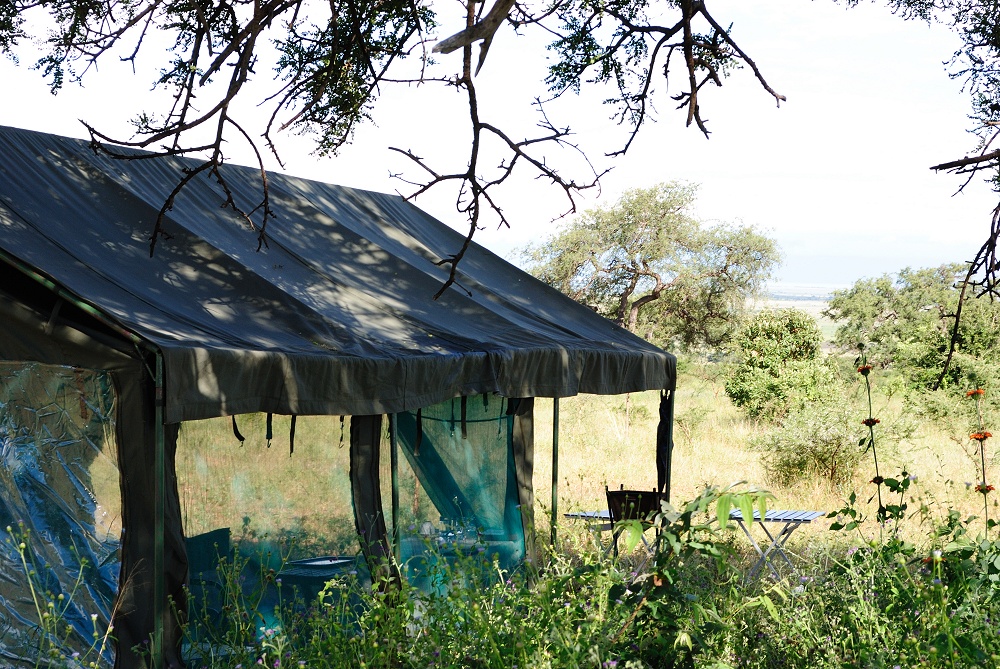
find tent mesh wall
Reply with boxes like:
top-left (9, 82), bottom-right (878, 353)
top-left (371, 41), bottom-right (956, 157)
top-left (176, 414), bottom-right (365, 642)
top-left (0, 361), bottom-right (119, 667)
top-left (395, 395), bottom-right (525, 591)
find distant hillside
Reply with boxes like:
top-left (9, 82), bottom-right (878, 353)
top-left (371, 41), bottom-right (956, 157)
top-left (753, 282), bottom-right (846, 343)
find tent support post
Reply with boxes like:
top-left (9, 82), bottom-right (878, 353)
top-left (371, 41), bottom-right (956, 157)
top-left (389, 413), bottom-right (400, 561)
top-left (153, 351), bottom-right (165, 669)
top-left (665, 390), bottom-right (675, 502)
top-left (551, 398), bottom-right (559, 546)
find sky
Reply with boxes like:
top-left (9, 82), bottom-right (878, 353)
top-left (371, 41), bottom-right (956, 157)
top-left (1, 0), bottom-right (996, 291)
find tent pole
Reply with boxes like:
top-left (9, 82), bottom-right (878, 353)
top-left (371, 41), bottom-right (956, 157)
top-left (153, 351), bottom-right (165, 669)
top-left (389, 413), bottom-right (400, 561)
top-left (665, 390), bottom-right (675, 502)
top-left (551, 398), bottom-right (559, 546)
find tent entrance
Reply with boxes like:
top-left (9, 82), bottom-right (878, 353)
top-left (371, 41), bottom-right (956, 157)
top-left (393, 396), bottom-right (528, 591)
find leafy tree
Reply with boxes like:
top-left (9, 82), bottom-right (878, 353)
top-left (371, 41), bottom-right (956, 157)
top-left (724, 308), bottom-right (826, 421)
top-left (521, 182), bottom-right (779, 350)
top-left (824, 264), bottom-right (1000, 389)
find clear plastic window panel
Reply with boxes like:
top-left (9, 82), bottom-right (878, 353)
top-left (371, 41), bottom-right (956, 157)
top-left (0, 361), bottom-right (120, 667)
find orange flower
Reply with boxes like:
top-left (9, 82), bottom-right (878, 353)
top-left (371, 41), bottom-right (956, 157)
top-left (857, 365), bottom-right (873, 376)
top-left (862, 418), bottom-right (880, 427)
top-left (975, 484), bottom-right (995, 494)
top-left (967, 388), bottom-right (986, 397)
top-left (971, 432), bottom-right (993, 442)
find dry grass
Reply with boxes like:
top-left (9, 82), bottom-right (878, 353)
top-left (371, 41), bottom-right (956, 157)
top-left (172, 367), bottom-right (999, 561)
top-left (533, 362), bottom-right (999, 555)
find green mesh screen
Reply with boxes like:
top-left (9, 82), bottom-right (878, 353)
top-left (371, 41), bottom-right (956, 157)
top-left (395, 395), bottom-right (524, 587)
top-left (177, 414), bottom-right (366, 648)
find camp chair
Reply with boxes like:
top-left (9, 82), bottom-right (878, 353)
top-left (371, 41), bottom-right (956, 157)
top-left (605, 486), bottom-right (664, 568)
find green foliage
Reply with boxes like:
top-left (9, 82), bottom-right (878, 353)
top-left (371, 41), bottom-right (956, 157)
top-left (610, 484), bottom-right (776, 668)
top-left (6, 524), bottom-right (113, 668)
top-left (825, 264), bottom-right (1000, 391)
top-left (544, 0), bottom-right (772, 137)
top-left (273, 0), bottom-right (435, 155)
top-left (725, 309), bottom-right (824, 421)
top-left (523, 182), bottom-right (779, 350)
top-left (753, 392), bottom-right (866, 486)
top-left (733, 308), bottom-right (822, 366)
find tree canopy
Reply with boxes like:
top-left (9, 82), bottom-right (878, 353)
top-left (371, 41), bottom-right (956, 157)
top-left (825, 263), bottom-right (1000, 390)
top-left (0, 0), bottom-right (790, 295)
top-left (522, 182), bottom-right (779, 349)
top-left (4, 1), bottom-right (1000, 295)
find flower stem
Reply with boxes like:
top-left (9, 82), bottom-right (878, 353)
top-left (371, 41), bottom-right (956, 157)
top-left (976, 393), bottom-right (990, 539)
top-left (863, 364), bottom-right (884, 525)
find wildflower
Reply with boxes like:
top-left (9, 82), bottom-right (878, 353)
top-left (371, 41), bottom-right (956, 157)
top-left (871, 476), bottom-right (884, 485)
top-left (971, 431), bottom-right (993, 442)
top-left (967, 388), bottom-right (986, 397)
top-left (858, 364), bottom-right (873, 376)
top-left (975, 484), bottom-right (995, 494)
top-left (862, 418), bottom-right (880, 427)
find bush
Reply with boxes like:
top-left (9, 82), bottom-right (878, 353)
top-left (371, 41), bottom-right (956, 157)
top-left (752, 393), bottom-right (868, 486)
top-left (725, 309), bottom-right (824, 421)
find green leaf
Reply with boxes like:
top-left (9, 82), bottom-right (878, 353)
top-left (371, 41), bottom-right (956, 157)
top-left (760, 594), bottom-right (780, 622)
top-left (757, 494), bottom-right (768, 523)
top-left (738, 494), bottom-right (755, 531)
top-left (620, 519), bottom-right (644, 553)
top-left (716, 494), bottom-right (732, 529)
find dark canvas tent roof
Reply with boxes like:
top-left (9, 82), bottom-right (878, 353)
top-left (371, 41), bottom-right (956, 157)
top-left (0, 125), bottom-right (674, 423)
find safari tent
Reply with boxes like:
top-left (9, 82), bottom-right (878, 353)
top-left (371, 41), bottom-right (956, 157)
top-left (0, 125), bottom-right (676, 668)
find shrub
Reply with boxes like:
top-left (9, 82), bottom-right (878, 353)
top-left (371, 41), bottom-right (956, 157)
top-left (752, 393), bottom-right (868, 486)
top-left (725, 309), bottom-right (824, 421)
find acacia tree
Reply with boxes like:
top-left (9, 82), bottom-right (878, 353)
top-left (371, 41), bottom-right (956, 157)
top-left (825, 263), bottom-right (1000, 389)
top-left (522, 182), bottom-right (779, 349)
